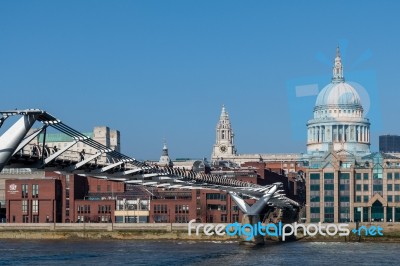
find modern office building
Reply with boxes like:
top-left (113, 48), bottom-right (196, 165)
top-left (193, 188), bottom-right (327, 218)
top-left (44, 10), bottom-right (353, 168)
top-left (380, 135), bottom-right (400, 153)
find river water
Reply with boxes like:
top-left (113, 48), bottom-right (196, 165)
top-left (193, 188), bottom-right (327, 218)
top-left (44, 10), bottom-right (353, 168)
top-left (0, 240), bottom-right (397, 265)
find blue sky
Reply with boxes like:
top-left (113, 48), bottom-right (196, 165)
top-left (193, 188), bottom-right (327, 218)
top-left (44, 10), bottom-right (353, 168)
top-left (1, 1), bottom-right (400, 160)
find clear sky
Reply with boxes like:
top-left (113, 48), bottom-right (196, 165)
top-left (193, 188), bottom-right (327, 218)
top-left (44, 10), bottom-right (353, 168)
top-left (1, 0), bottom-right (400, 160)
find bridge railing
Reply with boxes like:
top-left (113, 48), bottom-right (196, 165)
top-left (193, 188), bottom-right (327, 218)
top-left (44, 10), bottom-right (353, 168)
top-left (16, 143), bottom-right (111, 165)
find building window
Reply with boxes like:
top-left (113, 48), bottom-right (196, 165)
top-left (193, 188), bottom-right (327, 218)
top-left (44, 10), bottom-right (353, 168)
top-left (340, 196), bottom-right (350, 202)
top-left (221, 214), bottom-right (227, 223)
top-left (232, 214), bottom-right (239, 222)
top-left (309, 195), bottom-right (319, 202)
top-left (363, 196), bottom-right (369, 203)
top-left (32, 215), bottom-right (39, 223)
top-left (310, 173), bottom-right (320, 180)
top-left (23, 215), bottom-right (29, 223)
top-left (32, 184), bottom-right (38, 198)
top-left (395, 184), bottom-right (400, 191)
top-left (22, 200), bottom-right (28, 213)
top-left (32, 200), bottom-right (38, 213)
top-left (363, 173), bottom-right (369, 180)
top-left (310, 207), bottom-right (320, 213)
top-left (340, 173), bottom-right (350, 179)
top-left (387, 173), bottom-right (393, 180)
top-left (388, 195), bottom-right (393, 203)
top-left (356, 173), bottom-right (361, 180)
top-left (373, 184), bottom-right (383, 193)
top-left (395, 173), bottom-right (400, 180)
top-left (97, 185), bottom-right (101, 192)
top-left (363, 184), bottom-right (369, 191)
top-left (22, 184), bottom-right (28, 198)
top-left (356, 184), bottom-right (362, 191)
top-left (355, 196), bottom-right (361, 202)
top-left (107, 185), bottom-right (111, 192)
top-left (310, 185), bottom-right (320, 191)
top-left (388, 184), bottom-right (393, 191)
top-left (395, 195), bottom-right (400, 202)
top-left (324, 196), bottom-right (334, 202)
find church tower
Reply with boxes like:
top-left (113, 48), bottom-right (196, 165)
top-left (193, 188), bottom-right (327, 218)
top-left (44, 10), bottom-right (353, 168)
top-left (158, 141), bottom-right (173, 167)
top-left (211, 105), bottom-right (236, 161)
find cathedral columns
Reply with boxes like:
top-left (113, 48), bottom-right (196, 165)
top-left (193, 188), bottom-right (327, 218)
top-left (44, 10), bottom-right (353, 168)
top-left (314, 127), bottom-right (318, 143)
top-left (361, 126), bottom-right (364, 142)
top-left (319, 126), bottom-right (322, 143)
top-left (342, 125), bottom-right (345, 142)
top-left (363, 126), bottom-right (366, 143)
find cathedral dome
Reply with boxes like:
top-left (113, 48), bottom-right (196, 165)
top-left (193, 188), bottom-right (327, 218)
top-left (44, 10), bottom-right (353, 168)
top-left (307, 46), bottom-right (370, 156)
top-left (315, 82), bottom-right (362, 108)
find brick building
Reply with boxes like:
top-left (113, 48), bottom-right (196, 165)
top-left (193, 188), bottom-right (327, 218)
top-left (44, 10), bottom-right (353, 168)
top-left (5, 179), bottom-right (62, 223)
top-left (149, 162), bottom-right (302, 223)
top-left (149, 188), bottom-right (247, 223)
top-left (5, 172), bottom-right (150, 223)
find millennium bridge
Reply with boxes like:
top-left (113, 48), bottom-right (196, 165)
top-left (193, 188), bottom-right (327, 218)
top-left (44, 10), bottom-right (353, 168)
top-left (0, 109), bottom-right (301, 244)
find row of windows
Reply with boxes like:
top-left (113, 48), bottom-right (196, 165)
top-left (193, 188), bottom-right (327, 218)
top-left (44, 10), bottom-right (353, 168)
top-left (21, 184), bottom-right (39, 198)
top-left (175, 205), bottom-right (189, 214)
top-left (21, 215), bottom-right (40, 223)
top-left (153, 204), bottom-right (168, 214)
top-left (98, 205), bottom-right (112, 214)
top-left (206, 193), bottom-right (227, 201)
top-left (77, 205), bottom-right (91, 214)
top-left (312, 172), bottom-right (400, 180)
top-left (387, 173), bottom-right (400, 180)
top-left (21, 200), bottom-right (38, 213)
top-left (388, 195), bottom-right (400, 202)
top-left (355, 184), bottom-right (400, 191)
top-left (76, 216), bottom-right (112, 223)
top-left (175, 215), bottom-right (189, 223)
top-left (354, 196), bottom-right (369, 203)
top-left (207, 204), bottom-right (227, 211)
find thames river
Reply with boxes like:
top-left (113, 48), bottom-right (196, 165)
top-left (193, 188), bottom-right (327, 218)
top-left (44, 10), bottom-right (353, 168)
top-left (0, 240), bottom-right (397, 265)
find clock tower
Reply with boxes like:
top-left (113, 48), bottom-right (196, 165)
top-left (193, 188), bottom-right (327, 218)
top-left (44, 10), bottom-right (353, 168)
top-left (211, 105), bottom-right (236, 161)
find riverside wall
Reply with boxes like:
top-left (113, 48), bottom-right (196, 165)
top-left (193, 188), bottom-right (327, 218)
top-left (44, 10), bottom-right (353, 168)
top-left (1, 222), bottom-right (400, 242)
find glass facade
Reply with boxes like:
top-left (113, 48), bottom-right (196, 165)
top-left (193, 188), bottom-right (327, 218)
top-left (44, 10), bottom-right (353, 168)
top-left (307, 155), bottom-right (400, 223)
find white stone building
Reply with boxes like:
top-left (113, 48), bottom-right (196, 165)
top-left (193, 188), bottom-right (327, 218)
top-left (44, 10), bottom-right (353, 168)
top-left (306, 47), bottom-right (370, 156)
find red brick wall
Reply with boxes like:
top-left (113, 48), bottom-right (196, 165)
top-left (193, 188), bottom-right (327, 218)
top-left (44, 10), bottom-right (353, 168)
top-left (87, 177), bottom-right (125, 194)
top-left (6, 179), bottom-right (61, 223)
top-left (74, 199), bottom-right (115, 223)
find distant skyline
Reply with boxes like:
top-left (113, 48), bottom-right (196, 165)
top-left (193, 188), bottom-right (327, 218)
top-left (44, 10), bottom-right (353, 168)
top-left (1, 1), bottom-right (400, 160)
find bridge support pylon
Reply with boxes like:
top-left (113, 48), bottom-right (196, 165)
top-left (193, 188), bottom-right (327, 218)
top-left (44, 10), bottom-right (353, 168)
top-left (229, 185), bottom-right (277, 246)
top-left (0, 114), bottom-right (37, 171)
